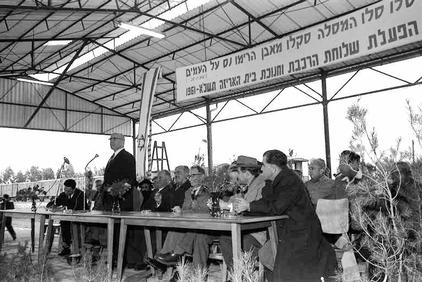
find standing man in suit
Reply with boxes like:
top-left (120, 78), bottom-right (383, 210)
top-left (47, 178), bottom-right (87, 256)
top-left (97, 133), bottom-right (144, 268)
top-left (101, 133), bottom-right (139, 211)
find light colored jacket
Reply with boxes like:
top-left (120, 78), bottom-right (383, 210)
top-left (230, 174), bottom-right (267, 245)
top-left (182, 186), bottom-right (210, 213)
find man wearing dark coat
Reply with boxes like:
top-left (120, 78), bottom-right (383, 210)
top-left (142, 170), bottom-right (174, 212)
top-left (0, 194), bottom-right (16, 240)
top-left (234, 149), bottom-right (337, 282)
top-left (89, 133), bottom-right (143, 268)
top-left (172, 165), bottom-right (191, 207)
top-left (47, 178), bottom-right (87, 256)
top-left (101, 133), bottom-right (138, 211)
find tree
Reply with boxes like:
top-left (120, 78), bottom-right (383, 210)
top-left (15, 171), bottom-right (26, 183)
top-left (41, 168), bottom-right (55, 180)
top-left (345, 102), bottom-right (422, 281)
top-left (2, 167), bottom-right (15, 183)
top-left (26, 166), bottom-right (42, 182)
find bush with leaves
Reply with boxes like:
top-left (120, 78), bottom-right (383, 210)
top-left (345, 102), bottom-right (422, 282)
top-left (71, 250), bottom-right (110, 282)
top-left (0, 241), bottom-right (53, 282)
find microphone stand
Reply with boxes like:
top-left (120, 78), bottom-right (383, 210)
top-left (54, 160), bottom-right (67, 206)
top-left (84, 154), bottom-right (99, 211)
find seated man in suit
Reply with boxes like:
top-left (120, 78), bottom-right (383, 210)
top-left (142, 170), bottom-right (174, 212)
top-left (47, 178), bottom-right (87, 256)
top-left (218, 156), bottom-right (267, 270)
top-left (172, 165), bottom-right (191, 207)
top-left (152, 165), bottom-right (212, 269)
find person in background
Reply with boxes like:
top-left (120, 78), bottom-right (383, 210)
top-left (92, 179), bottom-right (104, 210)
top-left (138, 178), bottom-right (154, 210)
top-left (305, 158), bottom-right (335, 207)
top-left (0, 194), bottom-right (16, 240)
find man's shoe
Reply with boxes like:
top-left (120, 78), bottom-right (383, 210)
top-left (155, 252), bottom-right (181, 265)
top-left (58, 248), bottom-right (71, 256)
top-left (144, 257), bottom-right (167, 272)
top-left (134, 263), bottom-right (148, 271)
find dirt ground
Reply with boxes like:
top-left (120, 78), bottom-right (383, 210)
top-left (1, 202), bottom-right (223, 282)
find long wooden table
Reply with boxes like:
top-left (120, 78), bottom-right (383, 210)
top-left (42, 210), bottom-right (118, 281)
top-left (0, 209), bottom-right (47, 261)
top-left (114, 211), bottom-right (287, 281)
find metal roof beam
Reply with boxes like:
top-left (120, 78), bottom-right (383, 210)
top-left (88, 38), bottom-right (175, 84)
top-left (0, 36), bottom-right (115, 43)
top-left (69, 0), bottom-right (307, 91)
top-left (55, 85), bottom-right (132, 119)
top-left (0, 0), bottom-right (25, 31)
top-left (0, 3), bottom-right (243, 48)
top-left (49, 72), bottom-right (135, 87)
top-left (0, 0), bottom-right (73, 68)
top-left (230, 0), bottom-right (279, 37)
top-left (34, 0), bottom-right (172, 73)
top-left (111, 88), bottom-right (174, 109)
top-left (24, 40), bottom-right (88, 128)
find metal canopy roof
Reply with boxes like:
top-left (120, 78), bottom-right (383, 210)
top-left (1, 0), bottom-right (421, 135)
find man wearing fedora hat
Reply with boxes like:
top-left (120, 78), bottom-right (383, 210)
top-left (218, 155), bottom-right (267, 270)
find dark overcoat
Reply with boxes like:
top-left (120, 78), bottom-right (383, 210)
top-left (249, 167), bottom-right (337, 282)
top-left (101, 149), bottom-right (136, 211)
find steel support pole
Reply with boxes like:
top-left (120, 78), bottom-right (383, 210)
top-left (206, 101), bottom-right (213, 175)
top-left (321, 72), bottom-right (332, 176)
top-left (132, 119), bottom-right (137, 156)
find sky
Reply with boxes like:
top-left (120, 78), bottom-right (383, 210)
top-left (1, 56), bottom-right (422, 177)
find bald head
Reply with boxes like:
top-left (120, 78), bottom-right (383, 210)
top-left (109, 133), bottom-right (125, 151)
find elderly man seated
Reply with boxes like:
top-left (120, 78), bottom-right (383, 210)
top-left (150, 165), bottom-right (211, 269)
top-left (305, 158), bottom-right (335, 207)
top-left (218, 155), bottom-right (267, 270)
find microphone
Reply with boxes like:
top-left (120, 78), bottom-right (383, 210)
top-left (64, 157), bottom-right (70, 164)
top-left (84, 154), bottom-right (99, 211)
top-left (85, 154), bottom-right (99, 171)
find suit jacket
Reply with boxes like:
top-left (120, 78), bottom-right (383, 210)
top-left (102, 149), bottom-right (137, 211)
top-left (182, 186), bottom-right (209, 213)
top-left (0, 200), bottom-right (14, 210)
top-left (54, 188), bottom-right (87, 210)
top-left (249, 167), bottom-right (336, 282)
top-left (172, 180), bottom-right (191, 207)
top-left (103, 149), bottom-right (136, 186)
top-left (142, 183), bottom-right (174, 212)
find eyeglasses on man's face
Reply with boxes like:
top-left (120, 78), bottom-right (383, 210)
top-left (189, 173), bottom-right (203, 178)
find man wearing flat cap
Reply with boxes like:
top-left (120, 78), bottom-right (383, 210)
top-left (218, 155), bottom-right (267, 270)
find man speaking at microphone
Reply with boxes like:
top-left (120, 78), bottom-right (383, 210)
top-left (91, 132), bottom-right (142, 267)
top-left (101, 133), bottom-right (139, 210)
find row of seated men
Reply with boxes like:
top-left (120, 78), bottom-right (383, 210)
top-left (49, 154), bottom-right (339, 282)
